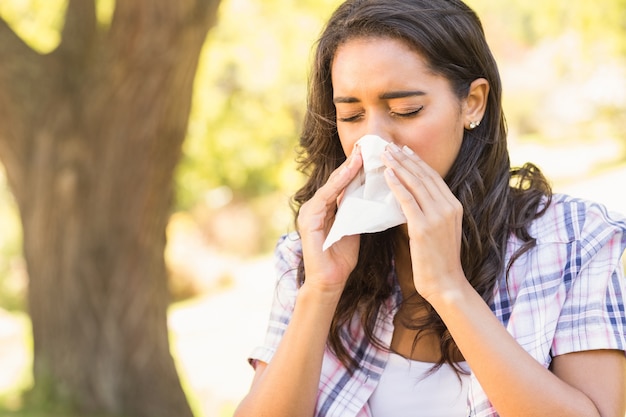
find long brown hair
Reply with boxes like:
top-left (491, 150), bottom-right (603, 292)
top-left (292, 0), bottom-right (552, 373)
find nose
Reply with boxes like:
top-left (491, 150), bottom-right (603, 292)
top-left (364, 112), bottom-right (392, 143)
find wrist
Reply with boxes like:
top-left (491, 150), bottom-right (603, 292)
top-left (423, 273), bottom-right (475, 310)
top-left (298, 280), bottom-right (345, 308)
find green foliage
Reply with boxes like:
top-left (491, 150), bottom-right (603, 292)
top-left (469, 0), bottom-right (626, 54)
top-left (96, 0), bottom-right (115, 28)
top-left (177, 0), bottom-right (626, 210)
top-left (1, 0), bottom-right (625, 236)
top-left (175, 0), bottom-right (343, 209)
top-left (467, 0), bottom-right (626, 157)
top-left (2, 0), bottom-right (624, 209)
top-left (0, 0), bottom-right (66, 53)
top-left (0, 0), bottom-right (116, 53)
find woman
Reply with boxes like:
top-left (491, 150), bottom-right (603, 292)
top-left (235, 1), bottom-right (626, 416)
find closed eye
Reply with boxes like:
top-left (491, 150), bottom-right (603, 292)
top-left (337, 113), bottom-right (364, 123)
top-left (391, 106), bottom-right (424, 118)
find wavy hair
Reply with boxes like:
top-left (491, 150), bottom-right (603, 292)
top-left (292, 0), bottom-right (552, 373)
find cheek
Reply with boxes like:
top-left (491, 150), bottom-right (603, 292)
top-left (408, 123), bottom-right (463, 177)
top-left (437, 129), bottom-right (464, 177)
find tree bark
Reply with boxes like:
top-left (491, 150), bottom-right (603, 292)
top-left (0, 0), bottom-right (221, 415)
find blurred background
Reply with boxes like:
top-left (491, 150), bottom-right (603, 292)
top-left (0, 0), bottom-right (624, 416)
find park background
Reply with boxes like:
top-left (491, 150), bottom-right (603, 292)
top-left (0, 0), bottom-right (625, 416)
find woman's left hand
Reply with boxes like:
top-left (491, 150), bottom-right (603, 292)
top-left (382, 142), bottom-right (467, 301)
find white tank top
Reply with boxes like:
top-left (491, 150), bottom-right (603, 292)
top-left (369, 353), bottom-right (471, 417)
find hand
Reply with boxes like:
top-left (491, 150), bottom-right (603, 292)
top-left (382, 143), bottom-right (467, 301)
top-left (297, 148), bottom-right (363, 297)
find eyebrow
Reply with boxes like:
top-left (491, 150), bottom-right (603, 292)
top-left (333, 90), bottom-right (427, 104)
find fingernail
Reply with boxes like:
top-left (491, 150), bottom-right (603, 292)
top-left (402, 145), bottom-right (414, 155)
top-left (384, 168), bottom-right (398, 182)
top-left (387, 142), bottom-right (401, 152)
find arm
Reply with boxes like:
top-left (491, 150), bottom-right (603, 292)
top-left (551, 349), bottom-right (626, 417)
top-left (429, 283), bottom-right (625, 417)
top-left (234, 150), bottom-right (363, 417)
top-left (383, 143), bottom-right (626, 417)
top-left (234, 284), bottom-right (343, 417)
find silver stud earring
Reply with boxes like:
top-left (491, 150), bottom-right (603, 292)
top-left (469, 120), bottom-right (481, 129)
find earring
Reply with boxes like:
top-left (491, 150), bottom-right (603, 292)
top-left (469, 120), bottom-right (481, 130)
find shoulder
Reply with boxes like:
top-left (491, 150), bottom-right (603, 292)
top-left (530, 193), bottom-right (626, 247)
top-left (498, 194), bottom-right (626, 363)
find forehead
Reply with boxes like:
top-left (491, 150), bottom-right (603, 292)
top-left (331, 36), bottom-right (442, 93)
top-left (332, 35), bottom-right (426, 68)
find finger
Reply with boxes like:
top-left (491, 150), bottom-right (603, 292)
top-left (382, 145), bottom-right (439, 209)
top-left (316, 148), bottom-right (363, 204)
top-left (385, 165), bottom-right (463, 248)
top-left (384, 166), bottom-right (427, 225)
top-left (383, 144), bottom-right (454, 211)
top-left (389, 145), bottom-right (464, 230)
top-left (298, 149), bottom-right (363, 237)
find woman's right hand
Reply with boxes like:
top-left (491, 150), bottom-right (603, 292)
top-left (234, 149), bottom-right (363, 417)
top-left (297, 148), bottom-right (363, 297)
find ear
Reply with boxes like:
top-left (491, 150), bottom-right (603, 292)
top-left (463, 78), bottom-right (489, 130)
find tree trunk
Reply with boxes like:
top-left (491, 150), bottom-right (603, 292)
top-left (0, 0), bottom-right (221, 415)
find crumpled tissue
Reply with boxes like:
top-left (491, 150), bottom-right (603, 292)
top-left (323, 134), bottom-right (407, 250)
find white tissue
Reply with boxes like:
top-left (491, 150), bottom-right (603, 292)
top-left (322, 134), bottom-right (407, 250)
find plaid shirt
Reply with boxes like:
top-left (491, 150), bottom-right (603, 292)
top-left (249, 194), bottom-right (626, 417)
